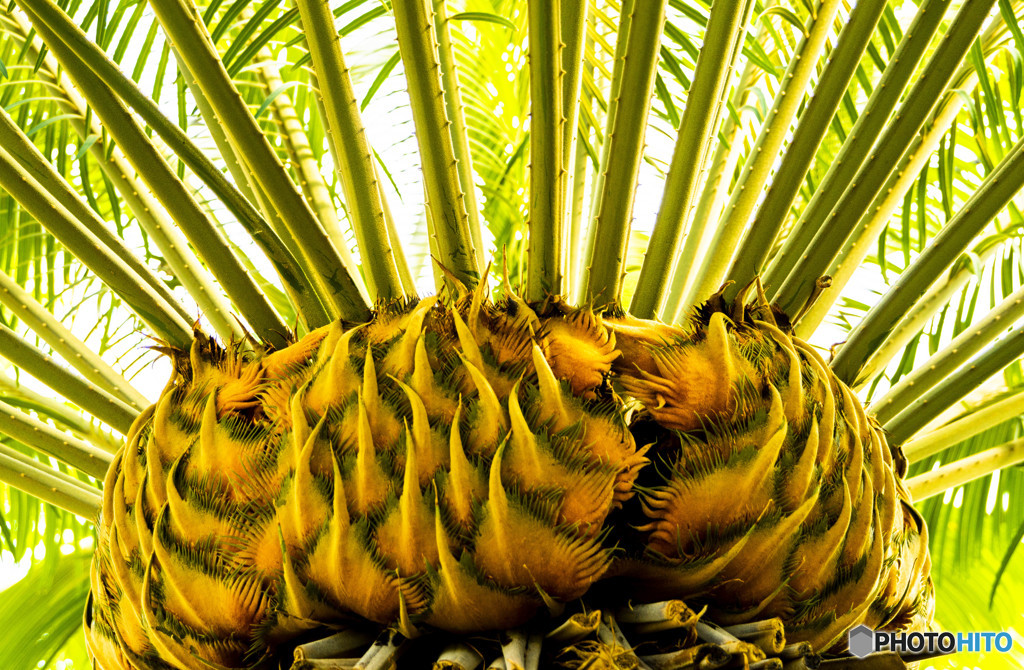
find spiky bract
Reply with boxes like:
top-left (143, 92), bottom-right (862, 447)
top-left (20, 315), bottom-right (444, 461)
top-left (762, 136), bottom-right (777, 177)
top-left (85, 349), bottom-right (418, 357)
top-left (86, 291), bottom-right (933, 669)
top-left (608, 301), bottom-right (934, 650)
top-left (86, 292), bottom-right (642, 670)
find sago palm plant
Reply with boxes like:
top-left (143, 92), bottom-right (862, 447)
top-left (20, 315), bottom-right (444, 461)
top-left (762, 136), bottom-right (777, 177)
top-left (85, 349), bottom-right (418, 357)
top-left (0, 0), bottom-right (1023, 668)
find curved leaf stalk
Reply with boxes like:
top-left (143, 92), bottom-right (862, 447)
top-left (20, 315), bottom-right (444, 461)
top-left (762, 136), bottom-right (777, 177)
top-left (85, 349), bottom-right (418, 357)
top-left (582, 0), bottom-right (666, 306)
top-left (0, 271), bottom-right (145, 415)
top-left (176, 58), bottom-right (332, 330)
top-left (870, 282), bottom-right (1024, 426)
top-left (576, 0), bottom-right (633, 305)
top-left (683, 0), bottom-right (846, 309)
top-left (566, 127), bottom-right (591, 300)
top-left (907, 437), bottom-right (1024, 501)
top-left (294, 0), bottom-right (404, 301)
top-left (0, 446), bottom-right (101, 519)
top-left (0, 144), bottom-right (194, 347)
top-left (630, 0), bottom-right (753, 318)
top-left (0, 106), bottom-right (192, 329)
top-left (393, 0), bottom-right (480, 291)
top-left (854, 247), bottom-right (995, 392)
top-left (760, 0), bottom-right (950, 295)
top-left (723, 0), bottom-right (889, 301)
top-left (433, 0), bottom-right (485, 271)
top-left (792, 10), bottom-right (1013, 336)
top-left (0, 398), bottom-right (112, 479)
top-left (664, 37), bottom-right (765, 323)
top-left (0, 334), bottom-right (137, 440)
top-left (10, 0), bottom-right (324, 334)
top-left (0, 441), bottom-right (100, 495)
top-left (0, 371), bottom-right (104, 438)
top-left (774, 0), bottom-right (997, 318)
top-left (16, 2), bottom-right (295, 347)
top-left (885, 321), bottom-right (1024, 446)
top-left (559, 0), bottom-right (586, 291)
top-left (526, 0), bottom-right (564, 300)
top-left (147, 0), bottom-right (370, 322)
top-left (902, 391), bottom-right (1024, 463)
top-left (259, 64), bottom-right (368, 300)
top-left (793, 92), bottom-right (971, 339)
top-left (377, 162), bottom-right (417, 295)
top-left (832, 132), bottom-right (1024, 387)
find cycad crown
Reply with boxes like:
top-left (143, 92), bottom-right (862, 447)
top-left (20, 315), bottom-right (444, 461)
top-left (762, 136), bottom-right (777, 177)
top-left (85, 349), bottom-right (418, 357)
top-left (86, 285), bottom-right (933, 669)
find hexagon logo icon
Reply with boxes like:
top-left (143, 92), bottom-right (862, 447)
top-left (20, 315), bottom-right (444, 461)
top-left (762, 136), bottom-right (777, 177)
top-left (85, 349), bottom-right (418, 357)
top-left (848, 625), bottom-right (876, 658)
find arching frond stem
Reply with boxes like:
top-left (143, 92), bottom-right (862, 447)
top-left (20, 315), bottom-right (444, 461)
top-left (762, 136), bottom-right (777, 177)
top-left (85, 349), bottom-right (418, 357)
top-left (0, 398), bottom-right (112, 479)
top-left (583, 0), bottom-right (666, 307)
top-left (0, 144), bottom-right (194, 347)
top-left (294, 0), bottom-right (405, 301)
top-left (723, 0), bottom-right (889, 302)
top-left (393, 0), bottom-right (481, 291)
top-left (907, 438), bottom-right (1024, 501)
top-left (631, 0), bottom-right (753, 318)
top-left (902, 391), bottom-right (1024, 463)
top-left (526, 0), bottom-right (564, 301)
top-left (832, 132), bottom-right (1024, 387)
top-left (773, 0), bottom-right (997, 317)
top-left (15, 0), bottom-right (328, 334)
top-left (146, 0), bottom-right (370, 322)
top-left (0, 447), bottom-right (101, 519)
top-left (885, 319), bottom-right (1024, 446)
top-left (433, 0), bottom-right (486, 271)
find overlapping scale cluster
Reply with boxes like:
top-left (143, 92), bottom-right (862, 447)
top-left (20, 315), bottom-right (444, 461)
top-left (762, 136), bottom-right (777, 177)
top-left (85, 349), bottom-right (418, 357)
top-left (86, 290), bottom-right (935, 670)
top-left (85, 292), bottom-right (645, 670)
top-left (607, 302), bottom-right (934, 650)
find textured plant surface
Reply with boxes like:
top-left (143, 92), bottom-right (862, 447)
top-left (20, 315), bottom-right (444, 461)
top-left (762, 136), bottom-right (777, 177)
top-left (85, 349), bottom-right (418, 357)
top-left (0, 0), bottom-right (1023, 669)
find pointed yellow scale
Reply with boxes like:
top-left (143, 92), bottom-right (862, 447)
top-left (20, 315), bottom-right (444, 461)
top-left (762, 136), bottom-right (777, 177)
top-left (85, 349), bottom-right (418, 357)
top-left (360, 345), bottom-right (402, 450)
top-left (802, 516), bottom-right (886, 650)
top-left (280, 402), bottom-right (331, 552)
top-left (143, 437), bottom-right (168, 512)
top-left (619, 312), bottom-right (758, 432)
top-left (305, 326), bottom-right (362, 413)
top-left (164, 456), bottom-right (232, 544)
top-left (720, 492), bottom-right (819, 608)
top-left (149, 506), bottom-right (266, 639)
top-left (261, 326), bottom-right (329, 378)
top-left (540, 310), bottom-right (619, 397)
top-left (425, 504), bottom-right (538, 633)
top-left (789, 478), bottom-right (853, 597)
top-left (474, 442), bottom-right (611, 600)
top-left (452, 308), bottom-right (486, 374)
top-left (411, 334), bottom-right (459, 422)
top-left (779, 416), bottom-right (820, 512)
top-left (443, 402), bottom-right (486, 530)
top-left (348, 396), bottom-right (393, 516)
top-left (111, 472), bottom-right (137, 562)
top-left (383, 296), bottom-right (437, 378)
top-left (394, 378), bottom-right (449, 485)
top-left (133, 474), bottom-right (154, 560)
top-left (504, 384), bottom-right (615, 530)
top-left (374, 428), bottom-right (438, 576)
top-left (840, 479), bottom-right (876, 569)
top-left (506, 383), bottom-right (545, 482)
top-left (461, 356), bottom-right (509, 457)
top-left (106, 524), bottom-right (142, 622)
top-left (279, 524), bottom-right (339, 624)
top-left (641, 389), bottom-right (787, 559)
top-left (305, 457), bottom-right (406, 624)
top-left (531, 345), bottom-right (569, 428)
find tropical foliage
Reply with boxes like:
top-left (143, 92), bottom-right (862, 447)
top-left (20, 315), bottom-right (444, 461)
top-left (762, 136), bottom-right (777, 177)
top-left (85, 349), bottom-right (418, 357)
top-left (0, 0), bottom-right (1021, 667)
